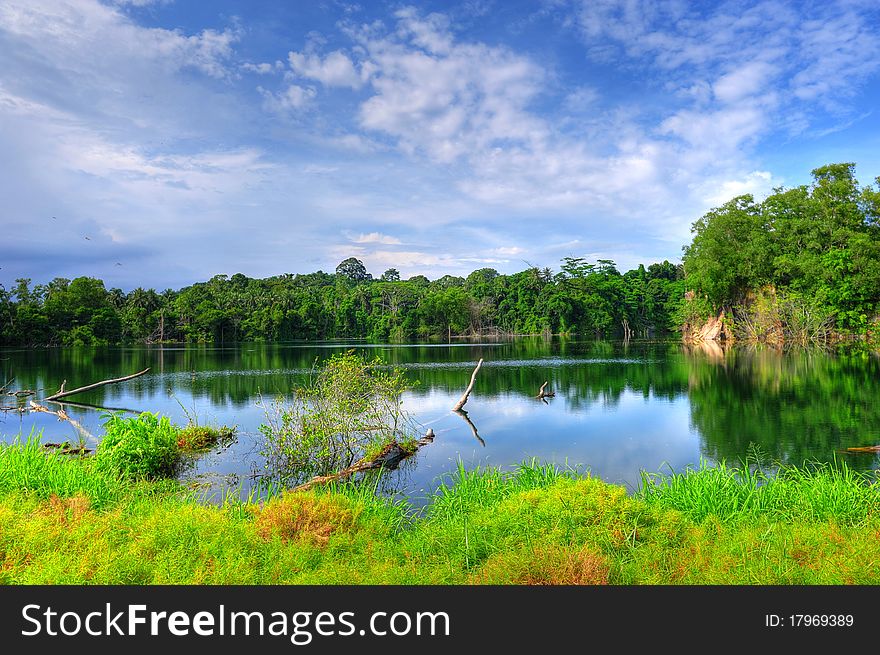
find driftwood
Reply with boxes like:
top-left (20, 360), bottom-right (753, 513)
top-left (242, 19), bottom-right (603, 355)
top-left (844, 445), bottom-right (880, 454)
top-left (454, 409), bottom-right (485, 447)
top-left (537, 381), bottom-right (555, 399)
top-left (44, 368), bottom-right (150, 401)
top-left (29, 400), bottom-right (97, 443)
top-left (452, 358), bottom-right (483, 411)
top-left (293, 435), bottom-right (433, 492)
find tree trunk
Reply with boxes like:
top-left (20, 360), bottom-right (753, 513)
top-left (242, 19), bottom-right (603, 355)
top-left (44, 368), bottom-right (150, 402)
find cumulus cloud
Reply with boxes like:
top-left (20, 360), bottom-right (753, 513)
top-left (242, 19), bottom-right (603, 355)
top-left (288, 50), bottom-right (365, 88)
top-left (350, 12), bottom-right (547, 164)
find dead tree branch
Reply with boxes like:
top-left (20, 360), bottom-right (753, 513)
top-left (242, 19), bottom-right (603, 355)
top-left (44, 368), bottom-right (150, 402)
top-left (47, 399), bottom-right (143, 415)
top-left (452, 358), bottom-right (483, 411)
top-left (29, 400), bottom-right (97, 443)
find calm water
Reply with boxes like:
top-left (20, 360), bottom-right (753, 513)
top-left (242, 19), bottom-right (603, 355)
top-left (2, 338), bottom-right (879, 504)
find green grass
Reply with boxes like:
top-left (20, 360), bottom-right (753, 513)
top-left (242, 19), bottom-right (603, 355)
top-left (2, 442), bottom-right (880, 585)
top-left (637, 457), bottom-right (880, 524)
top-left (0, 432), bottom-right (121, 509)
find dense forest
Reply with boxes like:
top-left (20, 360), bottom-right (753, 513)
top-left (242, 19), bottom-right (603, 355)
top-left (682, 162), bottom-right (880, 343)
top-left (0, 258), bottom-right (685, 346)
top-left (1, 162), bottom-right (878, 347)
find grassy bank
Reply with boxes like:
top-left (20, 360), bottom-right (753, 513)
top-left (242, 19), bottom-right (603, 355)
top-left (1, 438), bottom-right (879, 584)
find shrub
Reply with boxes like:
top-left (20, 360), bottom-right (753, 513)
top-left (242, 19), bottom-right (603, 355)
top-left (95, 412), bottom-right (179, 479)
top-left (258, 351), bottom-right (416, 483)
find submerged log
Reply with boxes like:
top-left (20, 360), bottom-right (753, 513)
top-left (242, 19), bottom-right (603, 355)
top-left (44, 368), bottom-right (150, 402)
top-left (292, 436), bottom-right (432, 493)
top-left (844, 445), bottom-right (880, 454)
top-left (452, 358), bottom-right (483, 411)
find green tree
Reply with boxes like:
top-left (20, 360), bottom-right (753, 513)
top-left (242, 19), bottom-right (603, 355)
top-left (336, 258), bottom-right (371, 283)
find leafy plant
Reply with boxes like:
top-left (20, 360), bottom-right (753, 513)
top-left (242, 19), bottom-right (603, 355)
top-left (95, 411), bottom-right (179, 479)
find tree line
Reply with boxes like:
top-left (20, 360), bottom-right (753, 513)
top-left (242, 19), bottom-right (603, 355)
top-left (0, 258), bottom-right (685, 346)
top-left (1, 161), bottom-right (876, 347)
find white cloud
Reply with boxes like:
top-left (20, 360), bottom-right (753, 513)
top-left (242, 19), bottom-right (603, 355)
top-left (713, 60), bottom-right (777, 104)
top-left (288, 50), bottom-right (364, 88)
top-left (242, 61), bottom-right (283, 75)
top-left (348, 12), bottom-right (547, 164)
top-left (350, 232), bottom-right (403, 245)
top-left (660, 104), bottom-right (765, 150)
top-left (259, 84), bottom-right (316, 112)
top-left (0, 0), bottom-right (240, 81)
top-left (701, 170), bottom-right (776, 206)
top-left (791, 11), bottom-right (880, 107)
top-left (491, 246), bottom-right (525, 256)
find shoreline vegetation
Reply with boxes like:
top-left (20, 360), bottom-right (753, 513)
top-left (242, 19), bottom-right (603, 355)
top-left (1, 436), bottom-right (878, 584)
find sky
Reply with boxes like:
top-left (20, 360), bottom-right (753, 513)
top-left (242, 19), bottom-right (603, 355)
top-left (1, 0), bottom-right (879, 292)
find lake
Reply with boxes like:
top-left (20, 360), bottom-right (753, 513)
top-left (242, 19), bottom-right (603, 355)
top-left (2, 338), bottom-right (879, 505)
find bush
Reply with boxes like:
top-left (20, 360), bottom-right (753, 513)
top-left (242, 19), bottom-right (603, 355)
top-left (95, 412), bottom-right (179, 479)
top-left (258, 351), bottom-right (415, 482)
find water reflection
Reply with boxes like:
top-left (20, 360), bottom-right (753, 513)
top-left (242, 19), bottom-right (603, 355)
top-left (2, 338), bottom-right (879, 504)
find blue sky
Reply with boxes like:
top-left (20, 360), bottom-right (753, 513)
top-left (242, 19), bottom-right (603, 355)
top-left (2, 0), bottom-right (879, 291)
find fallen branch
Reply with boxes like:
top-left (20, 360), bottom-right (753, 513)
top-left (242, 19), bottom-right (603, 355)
top-left (844, 445), bottom-right (880, 454)
top-left (293, 435), bottom-right (434, 492)
top-left (29, 400), bottom-right (97, 443)
top-left (44, 368), bottom-right (150, 401)
top-left (43, 442), bottom-right (92, 455)
top-left (452, 358), bottom-right (483, 411)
